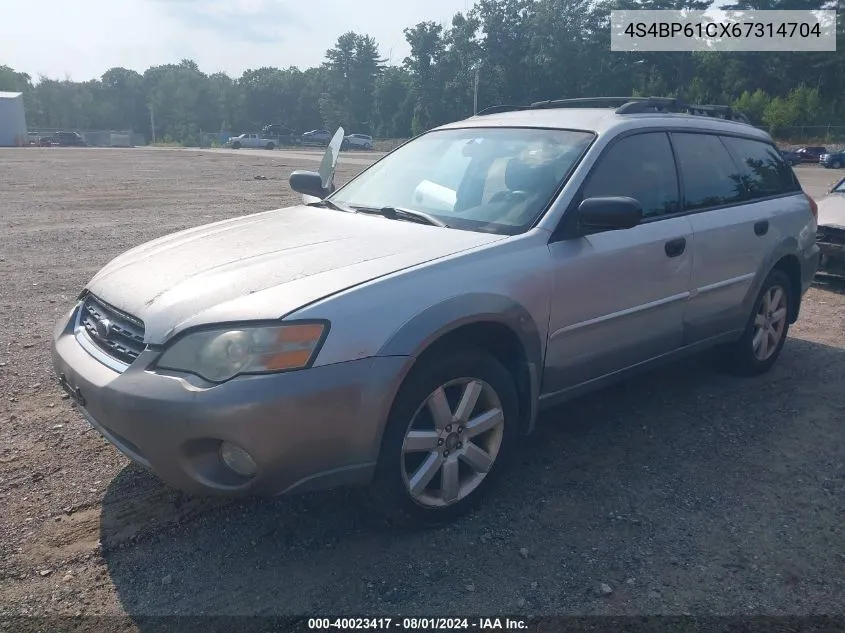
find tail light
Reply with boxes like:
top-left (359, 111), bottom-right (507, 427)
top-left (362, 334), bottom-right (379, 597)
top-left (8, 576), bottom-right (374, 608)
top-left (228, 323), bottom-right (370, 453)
top-left (806, 193), bottom-right (818, 222)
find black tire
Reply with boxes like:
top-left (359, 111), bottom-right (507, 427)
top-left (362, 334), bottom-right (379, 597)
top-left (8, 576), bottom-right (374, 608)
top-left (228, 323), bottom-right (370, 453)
top-left (265, 142), bottom-right (275, 150)
top-left (832, 160), bottom-right (841, 169)
top-left (369, 347), bottom-right (519, 527)
top-left (717, 269), bottom-right (792, 376)
top-left (231, 141), bottom-right (241, 149)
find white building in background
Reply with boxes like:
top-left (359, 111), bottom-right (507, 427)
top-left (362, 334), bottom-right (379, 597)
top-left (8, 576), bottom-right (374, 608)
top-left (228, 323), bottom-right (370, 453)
top-left (0, 92), bottom-right (27, 147)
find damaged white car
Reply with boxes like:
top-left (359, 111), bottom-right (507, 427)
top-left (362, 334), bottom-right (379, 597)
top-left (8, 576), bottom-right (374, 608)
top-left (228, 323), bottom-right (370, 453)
top-left (817, 176), bottom-right (845, 277)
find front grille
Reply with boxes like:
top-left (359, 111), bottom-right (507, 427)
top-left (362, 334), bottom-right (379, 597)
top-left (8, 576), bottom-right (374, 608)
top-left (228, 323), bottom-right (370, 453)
top-left (79, 294), bottom-right (146, 365)
top-left (818, 226), bottom-right (845, 245)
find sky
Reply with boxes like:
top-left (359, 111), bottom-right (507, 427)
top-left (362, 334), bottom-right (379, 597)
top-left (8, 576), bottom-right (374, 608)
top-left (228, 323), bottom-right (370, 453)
top-left (1, 0), bottom-right (472, 82)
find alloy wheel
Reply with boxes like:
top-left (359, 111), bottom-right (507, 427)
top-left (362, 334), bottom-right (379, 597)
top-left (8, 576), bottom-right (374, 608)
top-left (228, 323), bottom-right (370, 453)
top-left (752, 284), bottom-right (788, 361)
top-left (400, 378), bottom-right (505, 508)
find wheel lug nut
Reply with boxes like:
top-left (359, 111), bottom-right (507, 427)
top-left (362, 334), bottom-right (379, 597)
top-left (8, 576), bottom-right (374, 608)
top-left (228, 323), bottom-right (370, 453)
top-left (443, 450), bottom-right (450, 457)
top-left (446, 425), bottom-right (452, 432)
top-left (458, 426), bottom-right (463, 434)
top-left (437, 438), bottom-right (444, 446)
top-left (457, 442), bottom-right (463, 449)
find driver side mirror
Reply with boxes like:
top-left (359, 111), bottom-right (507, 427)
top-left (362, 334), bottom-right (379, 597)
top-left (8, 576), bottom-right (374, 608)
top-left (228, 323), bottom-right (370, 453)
top-left (577, 196), bottom-right (642, 233)
top-left (289, 170), bottom-right (331, 199)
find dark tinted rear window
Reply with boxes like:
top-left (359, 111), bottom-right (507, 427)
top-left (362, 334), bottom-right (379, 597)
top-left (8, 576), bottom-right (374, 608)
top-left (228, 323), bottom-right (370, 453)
top-left (671, 133), bottom-right (744, 211)
top-left (721, 136), bottom-right (801, 199)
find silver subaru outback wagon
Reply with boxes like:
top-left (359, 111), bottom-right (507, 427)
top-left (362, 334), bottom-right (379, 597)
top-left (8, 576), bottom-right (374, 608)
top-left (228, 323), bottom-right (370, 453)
top-left (52, 98), bottom-right (820, 524)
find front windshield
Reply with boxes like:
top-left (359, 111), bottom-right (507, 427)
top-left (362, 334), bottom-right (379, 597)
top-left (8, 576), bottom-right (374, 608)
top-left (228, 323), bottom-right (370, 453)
top-left (330, 127), bottom-right (594, 235)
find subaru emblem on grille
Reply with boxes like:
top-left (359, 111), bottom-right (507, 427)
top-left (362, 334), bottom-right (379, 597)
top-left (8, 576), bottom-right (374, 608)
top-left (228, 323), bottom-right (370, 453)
top-left (94, 317), bottom-right (112, 341)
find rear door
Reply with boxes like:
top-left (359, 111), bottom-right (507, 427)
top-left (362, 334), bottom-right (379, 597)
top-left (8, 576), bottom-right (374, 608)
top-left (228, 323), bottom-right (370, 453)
top-left (678, 132), bottom-right (802, 342)
top-left (543, 131), bottom-right (694, 393)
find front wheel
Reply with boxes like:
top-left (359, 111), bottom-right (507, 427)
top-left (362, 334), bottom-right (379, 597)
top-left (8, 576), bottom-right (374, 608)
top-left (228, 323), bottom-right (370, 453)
top-left (231, 141), bottom-right (241, 149)
top-left (370, 348), bottom-right (519, 526)
top-left (717, 269), bottom-right (792, 376)
top-left (831, 160), bottom-right (841, 169)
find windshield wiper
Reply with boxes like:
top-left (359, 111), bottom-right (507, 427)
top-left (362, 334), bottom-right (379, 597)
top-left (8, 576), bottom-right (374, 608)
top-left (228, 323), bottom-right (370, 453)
top-left (350, 205), bottom-right (448, 228)
top-left (307, 198), bottom-right (354, 213)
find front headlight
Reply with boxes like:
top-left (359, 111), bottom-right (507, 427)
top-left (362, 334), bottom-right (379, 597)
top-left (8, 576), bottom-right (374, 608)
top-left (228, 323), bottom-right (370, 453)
top-left (156, 321), bottom-right (328, 383)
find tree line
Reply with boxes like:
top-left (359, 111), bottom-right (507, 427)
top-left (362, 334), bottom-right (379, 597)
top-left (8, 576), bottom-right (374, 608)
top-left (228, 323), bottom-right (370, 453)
top-left (0, 0), bottom-right (842, 145)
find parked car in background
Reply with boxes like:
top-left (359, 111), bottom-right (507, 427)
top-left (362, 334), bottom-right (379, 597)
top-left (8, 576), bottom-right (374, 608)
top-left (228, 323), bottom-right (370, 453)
top-left (51, 100), bottom-right (819, 526)
top-left (778, 149), bottom-right (801, 166)
top-left (794, 146), bottom-right (827, 163)
top-left (227, 133), bottom-right (276, 150)
top-left (262, 124), bottom-right (299, 146)
top-left (342, 134), bottom-right (374, 150)
top-left (816, 175), bottom-right (845, 277)
top-left (39, 131), bottom-right (87, 147)
top-left (301, 129), bottom-right (332, 146)
top-left (819, 150), bottom-right (845, 169)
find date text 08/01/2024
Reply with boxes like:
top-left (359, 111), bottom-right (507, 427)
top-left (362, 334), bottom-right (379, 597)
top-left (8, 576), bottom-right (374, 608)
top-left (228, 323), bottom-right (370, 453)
top-left (307, 617), bottom-right (529, 630)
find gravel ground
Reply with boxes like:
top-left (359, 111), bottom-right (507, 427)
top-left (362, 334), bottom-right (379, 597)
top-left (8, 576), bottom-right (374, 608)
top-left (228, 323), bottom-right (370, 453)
top-left (0, 149), bottom-right (843, 626)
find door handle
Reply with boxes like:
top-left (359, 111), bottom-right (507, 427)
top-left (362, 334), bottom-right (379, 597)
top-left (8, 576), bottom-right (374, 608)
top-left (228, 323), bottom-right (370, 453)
top-left (664, 237), bottom-right (686, 258)
top-left (754, 220), bottom-right (769, 236)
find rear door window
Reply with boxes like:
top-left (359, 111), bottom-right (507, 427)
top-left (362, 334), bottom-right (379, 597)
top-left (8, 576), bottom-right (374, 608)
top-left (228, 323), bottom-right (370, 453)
top-left (670, 133), bottom-right (744, 211)
top-left (720, 136), bottom-right (801, 199)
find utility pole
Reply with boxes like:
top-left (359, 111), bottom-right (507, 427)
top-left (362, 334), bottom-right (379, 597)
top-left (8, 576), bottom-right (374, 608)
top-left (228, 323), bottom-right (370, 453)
top-left (149, 102), bottom-right (156, 144)
top-left (473, 64), bottom-right (480, 115)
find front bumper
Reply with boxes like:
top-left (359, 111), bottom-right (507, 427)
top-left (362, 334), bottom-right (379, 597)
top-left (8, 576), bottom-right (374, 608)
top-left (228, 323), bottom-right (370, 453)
top-left (51, 305), bottom-right (408, 496)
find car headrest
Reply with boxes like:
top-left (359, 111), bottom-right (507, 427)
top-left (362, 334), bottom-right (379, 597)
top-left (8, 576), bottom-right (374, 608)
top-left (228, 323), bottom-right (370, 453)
top-left (505, 158), bottom-right (556, 193)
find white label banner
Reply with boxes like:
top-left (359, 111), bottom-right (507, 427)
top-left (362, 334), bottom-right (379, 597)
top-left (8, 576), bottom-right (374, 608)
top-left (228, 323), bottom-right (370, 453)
top-left (611, 10), bottom-right (837, 52)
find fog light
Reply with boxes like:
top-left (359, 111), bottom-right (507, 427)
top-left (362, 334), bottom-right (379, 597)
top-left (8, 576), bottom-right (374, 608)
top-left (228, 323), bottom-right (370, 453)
top-left (219, 441), bottom-right (257, 477)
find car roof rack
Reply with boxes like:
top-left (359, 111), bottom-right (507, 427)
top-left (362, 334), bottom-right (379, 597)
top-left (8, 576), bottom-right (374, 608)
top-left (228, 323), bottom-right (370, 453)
top-left (530, 96), bottom-right (659, 109)
top-left (475, 104), bottom-right (525, 116)
top-left (474, 96), bottom-right (750, 124)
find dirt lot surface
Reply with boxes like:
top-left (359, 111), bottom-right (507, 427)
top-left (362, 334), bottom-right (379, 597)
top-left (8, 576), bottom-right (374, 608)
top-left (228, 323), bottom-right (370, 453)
top-left (0, 149), bottom-right (843, 626)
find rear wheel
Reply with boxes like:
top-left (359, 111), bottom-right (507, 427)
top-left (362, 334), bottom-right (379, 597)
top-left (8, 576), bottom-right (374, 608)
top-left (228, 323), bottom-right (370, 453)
top-left (718, 269), bottom-right (792, 376)
top-left (832, 160), bottom-right (841, 169)
top-left (265, 142), bottom-right (275, 150)
top-left (370, 348), bottom-right (519, 526)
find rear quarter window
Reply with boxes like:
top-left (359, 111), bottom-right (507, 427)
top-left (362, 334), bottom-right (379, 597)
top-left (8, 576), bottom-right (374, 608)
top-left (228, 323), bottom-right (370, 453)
top-left (720, 136), bottom-right (802, 199)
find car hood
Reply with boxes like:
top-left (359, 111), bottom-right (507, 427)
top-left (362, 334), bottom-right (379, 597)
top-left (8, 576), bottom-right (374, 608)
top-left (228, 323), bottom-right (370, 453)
top-left (86, 205), bottom-right (504, 343)
top-left (818, 194), bottom-right (845, 229)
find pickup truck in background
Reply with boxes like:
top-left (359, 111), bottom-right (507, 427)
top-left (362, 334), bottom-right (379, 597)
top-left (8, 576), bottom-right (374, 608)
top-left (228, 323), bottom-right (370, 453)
top-left (39, 131), bottom-right (88, 147)
top-left (227, 133), bottom-right (277, 150)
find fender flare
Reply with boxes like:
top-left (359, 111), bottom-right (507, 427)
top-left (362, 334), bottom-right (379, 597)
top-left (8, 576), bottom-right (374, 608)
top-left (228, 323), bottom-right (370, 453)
top-left (377, 293), bottom-right (544, 433)
top-left (740, 237), bottom-right (802, 322)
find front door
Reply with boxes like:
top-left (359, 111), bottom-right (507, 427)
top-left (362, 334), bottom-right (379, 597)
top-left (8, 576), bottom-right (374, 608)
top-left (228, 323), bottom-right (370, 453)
top-left (543, 131), bottom-right (693, 395)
